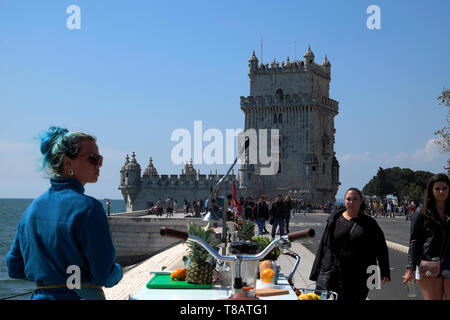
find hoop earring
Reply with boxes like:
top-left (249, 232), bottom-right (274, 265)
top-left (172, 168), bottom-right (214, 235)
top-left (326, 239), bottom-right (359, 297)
top-left (69, 169), bottom-right (74, 176)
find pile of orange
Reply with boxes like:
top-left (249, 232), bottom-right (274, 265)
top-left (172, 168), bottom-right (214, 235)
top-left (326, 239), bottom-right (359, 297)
top-left (260, 260), bottom-right (275, 284)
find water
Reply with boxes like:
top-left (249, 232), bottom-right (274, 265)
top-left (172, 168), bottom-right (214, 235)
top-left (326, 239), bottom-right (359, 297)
top-left (0, 198), bottom-right (126, 300)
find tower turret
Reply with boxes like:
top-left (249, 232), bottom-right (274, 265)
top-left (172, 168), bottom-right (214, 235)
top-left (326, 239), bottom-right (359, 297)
top-left (184, 159), bottom-right (197, 176)
top-left (143, 156), bottom-right (158, 176)
top-left (142, 156), bottom-right (158, 184)
top-left (304, 45), bottom-right (315, 69)
top-left (322, 54), bottom-right (331, 74)
top-left (120, 154), bottom-right (129, 186)
top-left (248, 50), bottom-right (259, 74)
top-left (124, 152), bottom-right (141, 186)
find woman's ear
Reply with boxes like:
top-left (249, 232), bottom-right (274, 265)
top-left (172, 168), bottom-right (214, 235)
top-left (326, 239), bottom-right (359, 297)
top-left (62, 156), bottom-right (73, 175)
top-left (63, 156), bottom-right (72, 168)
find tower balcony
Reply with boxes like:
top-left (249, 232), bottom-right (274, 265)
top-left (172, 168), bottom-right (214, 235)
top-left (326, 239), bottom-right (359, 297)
top-left (240, 93), bottom-right (338, 113)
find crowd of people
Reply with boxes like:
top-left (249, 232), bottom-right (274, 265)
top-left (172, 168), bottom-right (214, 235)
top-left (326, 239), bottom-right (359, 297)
top-left (366, 199), bottom-right (418, 219)
top-left (5, 126), bottom-right (450, 301)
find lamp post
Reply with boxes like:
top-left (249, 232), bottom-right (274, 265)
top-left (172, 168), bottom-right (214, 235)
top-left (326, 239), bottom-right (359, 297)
top-left (104, 198), bottom-right (112, 216)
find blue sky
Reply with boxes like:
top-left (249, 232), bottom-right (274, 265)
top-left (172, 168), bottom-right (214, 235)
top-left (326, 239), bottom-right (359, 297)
top-left (0, 0), bottom-right (449, 200)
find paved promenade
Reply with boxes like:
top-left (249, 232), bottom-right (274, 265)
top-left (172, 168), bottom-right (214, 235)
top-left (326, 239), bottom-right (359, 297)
top-left (104, 210), bottom-right (316, 300)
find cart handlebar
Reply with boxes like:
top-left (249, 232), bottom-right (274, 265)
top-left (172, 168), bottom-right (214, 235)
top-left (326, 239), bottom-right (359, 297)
top-left (287, 228), bottom-right (315, 241)
top-left (160, 227), bottom-right (315, 262)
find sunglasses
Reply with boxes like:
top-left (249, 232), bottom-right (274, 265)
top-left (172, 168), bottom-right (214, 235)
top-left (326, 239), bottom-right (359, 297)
top-left (81, 153), bottom-right (103, 166)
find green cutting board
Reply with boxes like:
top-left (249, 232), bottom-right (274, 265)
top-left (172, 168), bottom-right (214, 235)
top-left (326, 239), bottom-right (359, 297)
top-left (146, 274), bottom-right (213, 289)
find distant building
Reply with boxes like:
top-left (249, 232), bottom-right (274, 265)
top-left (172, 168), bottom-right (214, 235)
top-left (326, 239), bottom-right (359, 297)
top-left (119, 46), bottom-right (340, 211)
top-left (119, 153), bottom-right (235, 212)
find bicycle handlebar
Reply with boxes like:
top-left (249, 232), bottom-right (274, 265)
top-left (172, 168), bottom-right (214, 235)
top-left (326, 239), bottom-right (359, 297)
top-left (160, 227), bottom-right (315, 262)
top-left (287, 228), bottom-right (315, 241)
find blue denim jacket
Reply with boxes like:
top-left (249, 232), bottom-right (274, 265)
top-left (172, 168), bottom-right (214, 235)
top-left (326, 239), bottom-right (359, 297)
top-left (6, 178), bottom-right (123, 300)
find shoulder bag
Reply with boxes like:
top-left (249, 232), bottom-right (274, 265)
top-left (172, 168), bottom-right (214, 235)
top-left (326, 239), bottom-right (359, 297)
top-left (419, 234), bottom-right (450, 278)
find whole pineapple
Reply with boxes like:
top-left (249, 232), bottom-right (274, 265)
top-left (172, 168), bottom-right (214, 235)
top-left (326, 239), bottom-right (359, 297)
top-left (238, 219), bottom-right (256, 241)
top-left (185, 222), bottom-right (217, 284)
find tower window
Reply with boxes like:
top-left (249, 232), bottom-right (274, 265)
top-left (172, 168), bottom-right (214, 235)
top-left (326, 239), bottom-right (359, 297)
top-left (274, 113), bottom-right (277, 124)
top-left (278, 113), bottom-right (282, 123)
top-left (275, 89), bottom-right (284, 101)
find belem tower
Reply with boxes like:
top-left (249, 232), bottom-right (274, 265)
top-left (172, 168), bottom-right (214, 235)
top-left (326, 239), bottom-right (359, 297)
top-left (119, 45), bottom-right (340, 212)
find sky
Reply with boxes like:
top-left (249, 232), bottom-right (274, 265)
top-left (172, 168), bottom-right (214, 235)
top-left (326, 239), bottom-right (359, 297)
top-left (0, 0), bottom-right (449, 200)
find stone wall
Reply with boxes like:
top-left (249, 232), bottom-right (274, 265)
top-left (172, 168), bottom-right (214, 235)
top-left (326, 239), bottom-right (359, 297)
top-left (107, 214), bottom-right (209, 266)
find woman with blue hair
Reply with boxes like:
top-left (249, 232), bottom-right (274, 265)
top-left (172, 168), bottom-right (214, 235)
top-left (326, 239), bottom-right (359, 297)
top-left (6, 126), bottom-right (123, 300)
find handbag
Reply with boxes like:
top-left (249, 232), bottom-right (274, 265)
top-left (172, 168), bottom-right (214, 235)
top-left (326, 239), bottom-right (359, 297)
top-left (419, 235), bottom-right (449, 278)
top-left (315, 222), bottom-right (357, 291)
top-left (419, 260), bottom-right (441, 278)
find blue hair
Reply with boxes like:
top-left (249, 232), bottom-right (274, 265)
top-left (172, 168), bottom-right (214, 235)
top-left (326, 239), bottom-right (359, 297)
top-left (39, 126), bottom-right (95, 178)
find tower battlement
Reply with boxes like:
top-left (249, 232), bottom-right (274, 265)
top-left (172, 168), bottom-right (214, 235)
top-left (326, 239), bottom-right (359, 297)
top-left (248, 46), bottom-right (331, 80)
top-left (251, 57), bottom-right (330, 77)
top-left (240, 93), bottom-right (338, 113)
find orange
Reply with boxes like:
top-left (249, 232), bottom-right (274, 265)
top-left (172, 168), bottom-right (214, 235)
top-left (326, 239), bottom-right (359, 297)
top-left (260, 260), bottom-right (273, 269)
top-left (171, 268), bottom-right (187, 281)
top-left (261, 268), bottom-right (275, 283)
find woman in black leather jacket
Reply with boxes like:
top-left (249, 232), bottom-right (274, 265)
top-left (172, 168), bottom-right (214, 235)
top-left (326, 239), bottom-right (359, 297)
top-left (403, 174), bottom-right (450, 300)
top-left (310, 188), bottom-right (390, 300)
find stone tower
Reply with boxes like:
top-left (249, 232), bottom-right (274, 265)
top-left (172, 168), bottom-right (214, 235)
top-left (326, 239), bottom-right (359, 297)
top-left (238, 46), bottom-right (340, 205)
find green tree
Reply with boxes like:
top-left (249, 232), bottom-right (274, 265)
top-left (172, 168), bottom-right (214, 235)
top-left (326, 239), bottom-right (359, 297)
top-left (363, 167), bottom-right (434, 205)
top-left (405, 183), bottom-right (423, 205)
top-left (434, 88), bottom-right (450, 174)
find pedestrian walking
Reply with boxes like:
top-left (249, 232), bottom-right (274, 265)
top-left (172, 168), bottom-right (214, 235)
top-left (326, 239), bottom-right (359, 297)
top-left (270, 195), bottom-right (285, 238)
top-left (262, 195), bottom-right (270, 234)
top-left (156, 199), bottom-right (163, 217)
top-left (284, 195), bottom-right (293, 234)
top-left (193, 200), bottom-right (201, 217)
top-left (183, 198), bottom-right (188, 214)
top-left (244, 196), bottom-right (256, 220)
top-left (255, 195), bottom-right (269, 235)
top-left (310, 187), bottom-right (390, 301)
top-left (403, 174), bottom-right (450, 300)
top-left (373, 201), bottom-right (379, 218)
top-left (167, 197), bottom-right (174, 217)
top-left (388, 201), bottom-right (395, 218)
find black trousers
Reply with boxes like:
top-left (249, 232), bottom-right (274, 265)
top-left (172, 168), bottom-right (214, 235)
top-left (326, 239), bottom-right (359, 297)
top-left (331, 274), bottom-right (370, 301)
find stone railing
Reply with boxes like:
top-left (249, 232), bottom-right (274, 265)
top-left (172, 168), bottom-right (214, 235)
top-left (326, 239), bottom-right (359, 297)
top-left (107, 215), bottom-right (209, 266)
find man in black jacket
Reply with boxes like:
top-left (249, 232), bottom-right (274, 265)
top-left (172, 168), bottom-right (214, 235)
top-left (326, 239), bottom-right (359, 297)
top-left (255, 195), bottom-right (269, 235)
top-left (270, 195), bottom-right (285, 238)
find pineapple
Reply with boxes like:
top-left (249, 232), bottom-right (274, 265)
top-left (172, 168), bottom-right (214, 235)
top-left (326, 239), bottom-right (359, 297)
top-left (238, 219), bottom-right (255, 241)
top-left (185, 222), bottom-right (217, 284)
